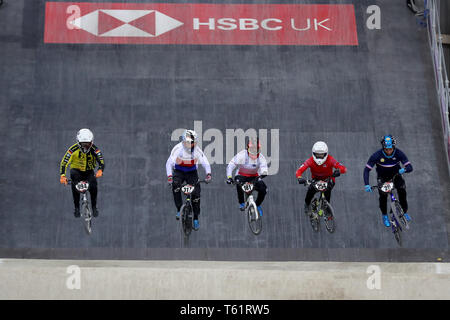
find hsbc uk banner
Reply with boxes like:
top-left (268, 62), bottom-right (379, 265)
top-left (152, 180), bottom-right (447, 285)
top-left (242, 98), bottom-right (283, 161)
top-left (44, 2), bottom-right (358, 45)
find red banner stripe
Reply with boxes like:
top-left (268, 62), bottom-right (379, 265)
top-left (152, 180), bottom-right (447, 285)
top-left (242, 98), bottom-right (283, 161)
top-left (44, 2), bottom-right (358, 46)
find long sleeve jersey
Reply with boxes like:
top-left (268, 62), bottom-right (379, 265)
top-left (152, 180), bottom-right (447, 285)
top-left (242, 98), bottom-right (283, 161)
top-left (226, 150), bottom-right (268, 178)
top-left (166, 142), bottom-right (211, 177)
top-left (60, 143), bottom-right (105, 176)
top-left (363, 148), bottom-right (412, 185)
top-left (295, 155), bottom-right (347, 182)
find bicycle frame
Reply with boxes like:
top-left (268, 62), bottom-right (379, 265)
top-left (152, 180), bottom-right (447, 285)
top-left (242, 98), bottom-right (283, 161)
top-left (232, 177), bottom-right (262, 235)
top-left (371, 174), bottom-right (408, 241)
top-left (234, 179), bottom-right (258, 216)
top-left (305, 178), bottom-right (332, 217)
top-left (176, 180), bottom-right (207, 235)
top-left (67, 180), bottom-right (92, 235)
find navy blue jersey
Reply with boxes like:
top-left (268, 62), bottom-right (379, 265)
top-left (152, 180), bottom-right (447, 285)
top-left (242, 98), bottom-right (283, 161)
top-left (363, 148), bottom-right (412, 185)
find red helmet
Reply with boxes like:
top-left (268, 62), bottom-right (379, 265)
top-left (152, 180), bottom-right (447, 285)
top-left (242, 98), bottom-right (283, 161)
top-left (247, 138), bottom-right (261, 160)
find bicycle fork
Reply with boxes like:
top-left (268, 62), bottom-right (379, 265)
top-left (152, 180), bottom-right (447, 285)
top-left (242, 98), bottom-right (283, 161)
top-left (389, 193), bottom-right (401, 232)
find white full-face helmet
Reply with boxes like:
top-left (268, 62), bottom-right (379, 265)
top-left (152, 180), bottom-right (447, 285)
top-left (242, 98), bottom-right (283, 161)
top-left (181, 129), bottom-right (198, 149)
top-left (312, 141), bottom-right (328, 165)
top-left (76, 128), bottom-right (94, 153)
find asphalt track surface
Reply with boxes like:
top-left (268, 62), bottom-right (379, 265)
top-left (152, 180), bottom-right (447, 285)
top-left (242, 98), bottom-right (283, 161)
top-left (0, 0), bottom-right (449, 262)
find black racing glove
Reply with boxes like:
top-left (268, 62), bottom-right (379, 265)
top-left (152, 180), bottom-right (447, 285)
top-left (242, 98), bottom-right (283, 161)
top-left (332, 169), bottom-right (341, 177)
top-left (297, 177), bottom-right (306, 185)
top-left (226, 177), bottom-right (233, 185)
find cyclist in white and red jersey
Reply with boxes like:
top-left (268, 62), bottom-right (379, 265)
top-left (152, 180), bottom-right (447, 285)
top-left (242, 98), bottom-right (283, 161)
top-left (226, 138), bottom-right (268, 216)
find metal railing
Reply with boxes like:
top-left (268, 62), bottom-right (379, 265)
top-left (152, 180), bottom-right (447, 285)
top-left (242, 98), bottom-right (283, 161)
top-left (426, 0), bottom-right (450, 173)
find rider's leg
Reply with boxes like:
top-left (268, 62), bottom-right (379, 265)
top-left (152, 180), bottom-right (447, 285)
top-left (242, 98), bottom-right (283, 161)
top-left (304, 185), bottom-right (317, 216)
top-left (254, 179), bottom-right (267, 207)
top-left (86, 170), bottom-right (98, 211)
top-left (394, 175), bottom-right (408, 213)
top-left (378, 189), bottom-right (391, 227)
top-left (235, 175), bottom-right (246, 206)
top-left (324, 180), bottom-right (335, 203)
top-left (70, 169), bottom-right (82, 210)
top-left (187, 171), bottom-right (201, 220)
top-left (305, 185), bottom-right (316, 206)
top-left (172, 170), bottom-right (184, 213)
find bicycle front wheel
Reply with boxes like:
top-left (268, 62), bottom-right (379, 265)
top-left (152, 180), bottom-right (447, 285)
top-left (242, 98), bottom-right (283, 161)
top-left (323, 201), bottom-right (336, 233)
top-left (395, 201), bottom-right (409, 230)
top-left (390, 214), bottom-right (402, 246)
top-left (182, 204), bottom-right (193, 237)
top-left (309, 200), bottom-right (319, 232)
top-left (82, 202), bottom-right (92, 235)
top-left (247, 203), bottom-right (262, 235)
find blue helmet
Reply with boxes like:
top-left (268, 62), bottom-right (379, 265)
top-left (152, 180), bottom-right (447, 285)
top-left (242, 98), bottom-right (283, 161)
top-left (380, 135), bottom-right (396, 149)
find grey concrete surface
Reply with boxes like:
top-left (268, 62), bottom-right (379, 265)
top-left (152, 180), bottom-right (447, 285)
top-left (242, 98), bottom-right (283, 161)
top-left (0, 0), bottom-right (449, 262)
top-left (0, 259), bottom-right (449, 299)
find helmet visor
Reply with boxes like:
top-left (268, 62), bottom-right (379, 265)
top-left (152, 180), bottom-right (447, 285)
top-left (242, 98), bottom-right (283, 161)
top-left (79, 142), bottom-right (92, 153)
top-left (183, 139), bottom-right (196, 149)
top-left (313, 152), bottom-right (327, 159)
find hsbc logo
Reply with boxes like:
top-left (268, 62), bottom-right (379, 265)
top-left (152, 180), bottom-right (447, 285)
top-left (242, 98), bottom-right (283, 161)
top-left (67, 8), bottom-right (184, 37)
top-left (193, 18), bottom-right (332, 31)
top-left (45, 3), bottom-right (358, 45)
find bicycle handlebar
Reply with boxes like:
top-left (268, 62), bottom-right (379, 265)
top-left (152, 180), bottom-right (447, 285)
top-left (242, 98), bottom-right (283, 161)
top-left (300, 176), bottom-right (333, 186)
top-left (370, 173), bottom-right (400, 191)
top-left (172, 179), bottom-right (209, 192)
top-left (230, 176), bottom-right (263, 186)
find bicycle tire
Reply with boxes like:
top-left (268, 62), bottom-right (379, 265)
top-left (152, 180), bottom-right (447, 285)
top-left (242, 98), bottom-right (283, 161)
top-left (323, 201), bottom-right (335, 233)
top-left (82, 202), bottom-right (92, 235)
top-left (309, 199), bottom-right (319, 232)
top-left (393, 226), bottom-right (402, 246)
top-left (182, 204), bottom-right (193, 237)
top-left (395, 201), bottom-right (409, 230)
top-left (390, 214), bottom-right (402, 246)
top-left (247, 202), bottom-right (262, 235)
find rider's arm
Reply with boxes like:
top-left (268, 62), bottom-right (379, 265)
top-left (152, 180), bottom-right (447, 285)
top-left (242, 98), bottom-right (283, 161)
top-left (397, 149), bottom-right (413, 173)
top-left (363, 153), bottom-right (378, 185)
top-left (197, 148), bottom-right (211, 175)
top-left (330, 156), bottom-right (347, 174)
top-left (92, 145), bottom-right (105, 171)
top-left (60, 144), bottom-right (78, 176)
top-left (257, 154), bottom-right (269, 176)
top-left (165, 144), bottom-right (179, 177)
top-left (295, 159), bottom-right (310, 178)
top-left (226, 154), bottom-right (239, 178)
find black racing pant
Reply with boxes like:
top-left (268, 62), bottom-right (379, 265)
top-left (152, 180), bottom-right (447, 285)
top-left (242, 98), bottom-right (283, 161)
top-left (70, 169), bottom-right (97, 210)
top-left (377, 175), bottom-right (408, 215)
top-left (305, 179), bottom-right (335, 206)
top-left (172, 169), bottom-right (201, 219)
top-left (235, 175), bottom-right (267, 207)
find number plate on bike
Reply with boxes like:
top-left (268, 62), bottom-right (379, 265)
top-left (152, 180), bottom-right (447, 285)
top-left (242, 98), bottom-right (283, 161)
top-left (314, 180), bottom-right (328, 191)
top-left (76, 181), bottom-right (89, 193)
top-left (380, 182), bottom-right (394, 193)
top-left (181, 185), bottom-right (195, 194)
top-left (242, 182), bottom-right (254, 193)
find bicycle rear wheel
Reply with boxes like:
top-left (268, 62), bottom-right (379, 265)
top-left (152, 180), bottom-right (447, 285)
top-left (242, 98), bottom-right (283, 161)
top-left (182, 204), bottom-right (193, 237)
top-left (82, 202), bottom-right (92, 235)
top-left (247, 203), bottom-right (262, 235)
top-left (323, 201), bottom-right (335, 233)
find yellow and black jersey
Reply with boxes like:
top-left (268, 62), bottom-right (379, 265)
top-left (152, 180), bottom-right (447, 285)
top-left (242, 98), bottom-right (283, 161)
top-left (60, 143), bottom-right (105, 176)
